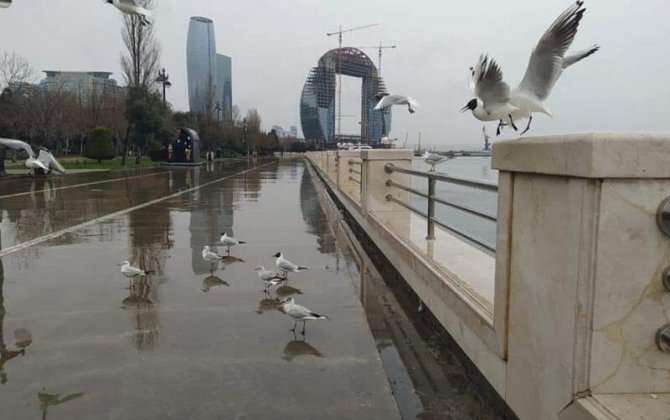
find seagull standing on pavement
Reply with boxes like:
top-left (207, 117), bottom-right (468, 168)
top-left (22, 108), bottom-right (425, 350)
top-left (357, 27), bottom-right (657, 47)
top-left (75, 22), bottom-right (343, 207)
top-left (374, 93), bottom-right (420, 114)
top-left (280, 297), bottom-right (328, 335)
top-left (422, 151), bottom-right (450, 172)
top-left (105, 0), bottom-right (152, 26)
top-left (462, 1), bottom-right (598, 136)
top-left (254, 266), bottom-right (285, 289)
top-left (272, 252), bottom-right (307, 279)
top-left (119, 260), bottom-right (153, 288)
top-left (202, 246), bottom-right (225, 272)
top-left (220, 232), bottom-right (246, 254)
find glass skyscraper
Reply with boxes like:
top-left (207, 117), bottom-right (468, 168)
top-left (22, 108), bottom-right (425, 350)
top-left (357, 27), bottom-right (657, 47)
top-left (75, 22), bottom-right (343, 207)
top-left (187, 17), bottom-right (233, 121)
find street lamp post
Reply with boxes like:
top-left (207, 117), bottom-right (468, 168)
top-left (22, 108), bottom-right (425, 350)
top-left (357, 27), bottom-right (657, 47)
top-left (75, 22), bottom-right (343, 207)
top-left (155, 68), bottom-right (171, 106)
top-left (214, 102), bottom-right (222, 122)
top-left (242, 118), bottom-right (248, 159)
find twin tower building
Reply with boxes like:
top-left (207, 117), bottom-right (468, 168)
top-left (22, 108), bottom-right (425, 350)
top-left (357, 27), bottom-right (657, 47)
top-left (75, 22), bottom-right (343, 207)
top-left (186, 17), bottom-right (232, 121)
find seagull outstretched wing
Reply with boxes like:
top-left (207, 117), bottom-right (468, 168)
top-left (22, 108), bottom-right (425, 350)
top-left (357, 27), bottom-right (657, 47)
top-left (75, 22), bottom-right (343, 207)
top-left (472, 55), bottom-right (512, 114)
top-left (37, 149), bottom-right (66, 174)
top-left (0, 138), bottom-right (35, 158)
top-left (517, 1), bottom-right (586, 101)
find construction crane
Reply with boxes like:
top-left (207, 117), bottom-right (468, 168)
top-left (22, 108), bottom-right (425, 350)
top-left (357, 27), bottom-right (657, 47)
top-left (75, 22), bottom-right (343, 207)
top-left (356, 42), bottom-right (397, 75)
top-left (326, 23), bottom-right (378, 141)
top-left (327, 23), bottom-right (378, 48)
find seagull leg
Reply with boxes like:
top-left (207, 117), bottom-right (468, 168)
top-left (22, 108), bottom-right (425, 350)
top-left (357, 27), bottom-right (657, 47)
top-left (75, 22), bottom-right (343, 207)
top-left (301, 321), bottom-right (306, 336)
top-left (496, 120), bottom-right (503, 136)
top-left (290, 322), bottom-right (297, 333)
top-left (508, 115), bottom-right (518, 132)
top-left (520, 115), bottom-right (533, 136)
top-left (408, 104), bottom-right (415, 114)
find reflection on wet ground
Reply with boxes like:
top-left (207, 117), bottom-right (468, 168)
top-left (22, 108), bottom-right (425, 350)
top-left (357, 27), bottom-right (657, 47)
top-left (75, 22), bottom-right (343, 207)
top-left (0, 158), bottom-right (400, 419)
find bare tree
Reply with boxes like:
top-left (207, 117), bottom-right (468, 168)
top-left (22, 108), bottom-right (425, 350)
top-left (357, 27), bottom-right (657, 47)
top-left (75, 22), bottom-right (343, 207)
top-left (120, 0), bottom-right (160, 88)
top-left (0, 52), bottom-right (34, 89)
top-left (245, 108), bottom-right (262, 134)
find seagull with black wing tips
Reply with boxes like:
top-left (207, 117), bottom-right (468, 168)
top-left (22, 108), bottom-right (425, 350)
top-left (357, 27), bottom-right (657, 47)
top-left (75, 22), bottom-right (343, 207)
top-left (220, 232), bottom-right (246, 254)
top-left (462, 1), bottom-right (599, 136)
top-left (272, 252), bottom-right (307, 279)
top-left (280, 297), bottom-right (328, 336)
top-left (422, 151), bottom-right (450, 172)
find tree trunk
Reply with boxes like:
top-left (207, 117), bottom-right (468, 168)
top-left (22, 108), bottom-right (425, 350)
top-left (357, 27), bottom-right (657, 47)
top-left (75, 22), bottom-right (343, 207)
top-left (121, 123), bottom-right (132, 166)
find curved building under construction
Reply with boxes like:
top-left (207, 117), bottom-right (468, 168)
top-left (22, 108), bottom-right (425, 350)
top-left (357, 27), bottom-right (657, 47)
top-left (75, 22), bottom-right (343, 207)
top-left (300, 47), bottom-right (391, 147)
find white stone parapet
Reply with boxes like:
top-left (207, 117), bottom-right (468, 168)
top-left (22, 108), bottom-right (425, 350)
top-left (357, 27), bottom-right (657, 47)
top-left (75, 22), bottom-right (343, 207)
top-left (307, 133), bottom-right (670, 420)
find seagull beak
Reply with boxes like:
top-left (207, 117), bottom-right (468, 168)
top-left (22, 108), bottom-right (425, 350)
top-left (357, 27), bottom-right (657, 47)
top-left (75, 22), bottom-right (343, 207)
top-left (460, 105), bottom-right (469, 113)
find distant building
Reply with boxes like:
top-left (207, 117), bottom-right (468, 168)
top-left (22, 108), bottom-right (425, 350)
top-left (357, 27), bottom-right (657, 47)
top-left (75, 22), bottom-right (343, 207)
top-left (38, 71), bottom-right (123, 98)
top-left (216, 54), bottom-right (232, 121)
top-left (187, 17), bottom-right (233, 121)
top-left (272, 125), bottom-right (289, 138)
top-left (290, 126), bottom-right (298, 138)
top-left (5, 81), bottom-right (37, 97)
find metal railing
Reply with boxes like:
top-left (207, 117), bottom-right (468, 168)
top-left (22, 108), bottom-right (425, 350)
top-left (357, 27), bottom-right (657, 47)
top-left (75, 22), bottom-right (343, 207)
top-left (384, 163), bottom-right (498, 253)
top-left (349, 159), bottom-right (362, 184)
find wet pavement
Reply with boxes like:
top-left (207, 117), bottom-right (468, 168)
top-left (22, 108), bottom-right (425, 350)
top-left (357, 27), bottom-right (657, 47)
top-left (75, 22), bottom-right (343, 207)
top-left (0, 159), bottom-right (400, 419)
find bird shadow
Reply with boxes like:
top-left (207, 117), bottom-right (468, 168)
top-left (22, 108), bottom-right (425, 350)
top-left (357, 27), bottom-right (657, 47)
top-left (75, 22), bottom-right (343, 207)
top-left (256, 290), bottom-right (281, 315)
top-left (202, 275), bottom-right (230, 292)
top-left (282, 334), bottom-right (324, 362)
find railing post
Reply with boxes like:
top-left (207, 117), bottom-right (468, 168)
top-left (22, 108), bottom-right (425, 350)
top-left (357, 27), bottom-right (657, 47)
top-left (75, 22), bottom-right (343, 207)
top-left (361, 155), bottom-right (369, 215)
top-left (426, 177), bottom-right (436, 240)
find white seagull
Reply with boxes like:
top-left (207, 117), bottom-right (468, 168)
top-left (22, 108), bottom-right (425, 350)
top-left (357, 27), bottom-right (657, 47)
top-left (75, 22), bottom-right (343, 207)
top-left (119, 260), bottom-right (153, 287)
top-left (254, 265), bottom-right (285, 289)
top-left (462, 1), bottom-right (598, 136)
top-left (0, 139), bottom-right (66, 175)
top-left (374, 93), bottom-right (419, 114)
top-left (422, 151), bottom-right (450, 172)
top-left (280, 297), bottom-right (328, 335)
top-left (272, 252), bottom-right (307, 278)
top-left (105, 0), bottom-right (152, 26)
top-left (220, 232), bottom-right (246, 254)
top-left (202, 245), bottom-right (225, 271)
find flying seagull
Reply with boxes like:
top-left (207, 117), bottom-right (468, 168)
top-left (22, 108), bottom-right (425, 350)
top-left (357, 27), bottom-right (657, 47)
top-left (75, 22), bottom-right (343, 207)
top-left (272, 252), bottom-right (307, 279)
top-left (0, 138), bottom-right (66, 175)
top-left (462, 1), bottom-right (598, 136)
top-left (374, 93), bottom-right (419, 114)
top-left (220, 232), bottom-right (246, 254)
top-left (422, 151), bottom-right (450, 172)
top-left (280, 297), bottom-right (328, 335)
top-left (105, 0), bottom-right (152, 26)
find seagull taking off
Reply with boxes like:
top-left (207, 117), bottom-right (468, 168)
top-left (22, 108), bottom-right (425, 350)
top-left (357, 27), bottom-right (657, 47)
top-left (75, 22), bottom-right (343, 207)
top-left (422, 151), bottom-right (450, 172)
top-left (220, 232), bottom-right (246, 254)
top-left (374, 93), bottom-right (419, 114)
top-left (280, 297), bottom-right (328, 335)
top-left (272, 252), bottom-right (307, 279)
top-left (462, 1), bottom-right (598, 136)
top-left (0, 138), bottom-right (66, 175)
top-left (105, 0), bottom-right (152, 26)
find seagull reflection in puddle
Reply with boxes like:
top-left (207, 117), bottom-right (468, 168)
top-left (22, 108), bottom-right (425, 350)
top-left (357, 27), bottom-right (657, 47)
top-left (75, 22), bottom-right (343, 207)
top-left (282, 333), bottom-right (324, 362)
top-left (121, 277), bottom-right (160, 351)
top-left (38, 388), bottom-right (85, 420)
top-left (276, 285), bottom-right (303, 299)
top-left (202, 275), bottom-right (229, 292)
top-left (256, 290), bottom-right (281, 315)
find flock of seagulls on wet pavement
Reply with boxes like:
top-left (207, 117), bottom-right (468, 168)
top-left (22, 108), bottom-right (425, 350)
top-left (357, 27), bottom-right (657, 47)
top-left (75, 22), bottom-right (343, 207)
top-left (119, 231), bottom-right (328, 336)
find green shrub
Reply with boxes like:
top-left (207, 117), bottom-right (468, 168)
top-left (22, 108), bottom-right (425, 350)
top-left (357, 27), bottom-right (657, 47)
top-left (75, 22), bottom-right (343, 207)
top-left (84, 127), bottom-right (116, 163)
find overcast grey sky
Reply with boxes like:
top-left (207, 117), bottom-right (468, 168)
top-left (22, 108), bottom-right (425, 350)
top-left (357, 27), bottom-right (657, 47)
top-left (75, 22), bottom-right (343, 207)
top-left (1, 0), bottom-right (669, 149)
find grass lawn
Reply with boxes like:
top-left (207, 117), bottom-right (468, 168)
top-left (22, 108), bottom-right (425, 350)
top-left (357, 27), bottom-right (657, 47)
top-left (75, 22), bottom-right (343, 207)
top-left (3, 157), bottom-right (160, 171)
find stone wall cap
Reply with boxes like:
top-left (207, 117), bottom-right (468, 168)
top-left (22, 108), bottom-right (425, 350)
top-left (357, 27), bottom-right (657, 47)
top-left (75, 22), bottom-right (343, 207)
top-left (492, 132), bottom-right (670, 178)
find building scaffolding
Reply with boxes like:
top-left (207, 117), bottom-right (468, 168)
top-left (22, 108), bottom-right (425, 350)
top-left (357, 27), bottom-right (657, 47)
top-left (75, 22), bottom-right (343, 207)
top-left (300, 47), bottom-right (392, 147)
